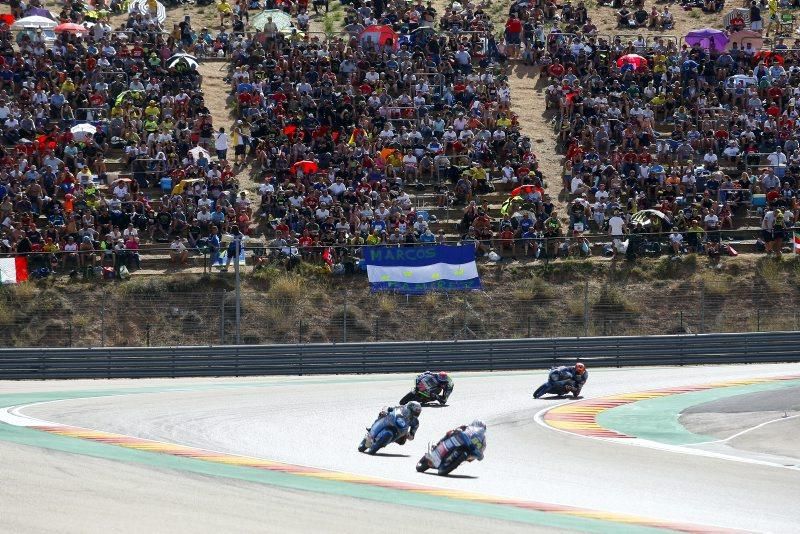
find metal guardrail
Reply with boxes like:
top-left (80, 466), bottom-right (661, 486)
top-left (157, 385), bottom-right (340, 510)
top-left (1, 331), bottom-right (799, 380)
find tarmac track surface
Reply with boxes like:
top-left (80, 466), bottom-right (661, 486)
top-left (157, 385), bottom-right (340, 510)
top-left (5, 363), bottom-right (800, 533)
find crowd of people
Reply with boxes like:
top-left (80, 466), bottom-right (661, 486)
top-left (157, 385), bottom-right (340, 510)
top-left (495, 0), bottom-right (800, 261)
top-left (225, 0), bottom-right (542, 268)
top-left (3, 0), bottom-right (800, 281)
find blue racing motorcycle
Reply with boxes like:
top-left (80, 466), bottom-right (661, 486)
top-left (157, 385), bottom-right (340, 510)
top-left (358, 412), bottom-right (410, 455)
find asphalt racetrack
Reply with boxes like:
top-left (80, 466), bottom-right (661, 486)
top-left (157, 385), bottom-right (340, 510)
top-left (3, 363), bottom-right (800, 533)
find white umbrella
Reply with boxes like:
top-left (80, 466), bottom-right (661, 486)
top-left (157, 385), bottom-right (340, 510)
top-left (70, 123), bottom-right (97, 142)
top-left (167, 55), bottom-right (199, 70)
top-left (12, 15), bottom-right (58, 29)
top-left (188, 146), bottom-right (210, 161)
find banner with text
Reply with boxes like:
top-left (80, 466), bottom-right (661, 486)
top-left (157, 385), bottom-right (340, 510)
top-left (364, 245), bottom-right (480, 293)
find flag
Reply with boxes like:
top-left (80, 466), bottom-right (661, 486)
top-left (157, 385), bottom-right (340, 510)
top-left (0, 256), bottom-right (29, 284)
top-left (794, 231), bottom-right (800, 254)
top-left (364, 245), bottom-right (481, 293)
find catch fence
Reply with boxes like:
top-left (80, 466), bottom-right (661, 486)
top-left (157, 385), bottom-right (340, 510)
top-left (0, 279), bottom-right (796, 348)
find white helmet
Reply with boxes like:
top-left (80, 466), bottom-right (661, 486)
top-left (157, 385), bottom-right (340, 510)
top-left (470, 419), bottom-right (486, 430)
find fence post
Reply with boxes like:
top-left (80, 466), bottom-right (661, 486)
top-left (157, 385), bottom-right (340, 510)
top-left (583, 281), bottom-right (589, 337)
top-left (680, 311), bottom-right (684, 332)
top-left (757, 307), bottom-right (761, 332)
top-left (299, 319), bottom-right (303, 344)
top-left (219, 290), bottom-right (226, 345)
top-left (527, 315), bottom-right (531, 338)
top-left (146, 324), bottom-right (151, 347)
top-left (100, 298), bottom-right (106, 347)
top-left (699, 282), bottom-right (705, 333)
top-left (374, 316), bottom-right (379, 341)
top-left (68, 324), bottom-right (73, 348)
top-left (342, 291), bottom-right (348, 343)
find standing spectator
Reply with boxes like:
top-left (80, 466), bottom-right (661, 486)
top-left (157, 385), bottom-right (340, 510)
top-left (215, 127), bottom-right (229, 161)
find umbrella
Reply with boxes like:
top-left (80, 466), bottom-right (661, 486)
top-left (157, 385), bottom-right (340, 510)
top-left (188, 146), bottom-right (210, 161)
top-left (250, 9), bottom-right (293, 32)
top-left (753, 50), bottom-right (784, 65)
top-left (684, 28), bottom-right (729, 52)
top-left (167, 55), bottom-right (198, 70)
top-left (24, 7), bottom-right (53, 19)
top-left (359, 24), bottom-right (398, 50)
top-left (0, 14), bottom-right (15, 26)
top-left (128, 0), bottom-right (166, 24)
top-left (172, 178), bottom-right (203, 195)
top-left (723, 7), bottom-right (751, 27)
top-left (616, 53), bottom-right (648, 72)
top-left (55, 22), bottom-right (89, 34)
top-left (70, 123), bottom-right (97, 142)
top-left (631, 209), bottom-right (669, 224)
top-left (12, 15), bottom-right (57, 29)
top-left (114, 90), bottom-right (145, 106)
top-left (510, 184), bottom-right (541, 197)
top-left (291, 160), bottom-right (319, 175)
top-left (727, 30), bottom-right (762, 51)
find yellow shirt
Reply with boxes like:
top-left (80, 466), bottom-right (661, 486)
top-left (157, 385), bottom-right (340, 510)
top-left (366, 234), bottom-right (381, 245)
top-left (218, 1), bottom-right (232, 14)
top-left (496, 117), bottom-right (512, 128)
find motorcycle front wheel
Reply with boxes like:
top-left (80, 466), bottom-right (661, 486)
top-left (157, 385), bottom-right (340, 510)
top-left (437, 450), bottom-right (468, 476)
top-left (416, 457), bottom-right (430, 472)
top-left (533, 383), bottom-right (550, 398)
top-left (399, 391), bottom-right (416, 405)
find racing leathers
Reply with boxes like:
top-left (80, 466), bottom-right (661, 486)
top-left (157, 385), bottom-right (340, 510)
top-left (375, 405), bottom-right (419, 444)
top-left (427, 424), bottom-right (486, 468)
top-left (548, 365), bottom-right (588, 393)
top-left (416, 371), bottom-right (454, 403)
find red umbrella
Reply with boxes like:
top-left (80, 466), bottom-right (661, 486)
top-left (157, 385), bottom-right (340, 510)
top-left (616, 54), bottom-right (648, 71)
top-left (753, 50), bottom-right (784, 65)
top-left (510, 184), bottom-right (537, 197)
top-left (291, 160), bottom-right (319, 175)
top-left (0, 14), bottom-right (15, 26)
top-left (54, 22), bottom-right (88, 34)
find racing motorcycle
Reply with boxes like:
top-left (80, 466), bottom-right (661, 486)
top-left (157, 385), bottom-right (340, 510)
top-left (399, 388), bottom-right (449, 406)
top-left (416, 427), bottom-right (485, 476)
top-left (533, 379), bottom-right (581, 399)
top-left (358, 411), bottom-right (410, 455)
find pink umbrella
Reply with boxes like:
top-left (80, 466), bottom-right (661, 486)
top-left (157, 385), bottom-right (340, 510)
top-left (54, 22), bottom-right (89, 34)
top-left (616, 54), bottom-right (648, 71)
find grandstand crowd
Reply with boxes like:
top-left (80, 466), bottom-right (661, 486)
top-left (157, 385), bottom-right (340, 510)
top-left (1, 0), bottom-right (799, 280)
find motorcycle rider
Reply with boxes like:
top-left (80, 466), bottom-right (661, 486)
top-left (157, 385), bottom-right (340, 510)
top-left (373, 401), bottom-right (421, 444)
top-left (413, 371), bottom-right (454, 404)
top-left (425, 419), bottom-right (487, 469)
top-left (549, 362), bottom-right (589, 395)
top-left (547, 362), bottom-right (588, 396)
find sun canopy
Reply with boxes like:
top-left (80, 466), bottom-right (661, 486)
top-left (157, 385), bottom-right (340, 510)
top-left (54, 22), bottom-right (89, 34)
top-left (127, 0), bottom-right (166, 24)
top-left (685, 28), bottom-right (729, 51)
top-left (617, 53), bottom-right (648, 72)
top-left (359, 25), bottom-right (398, 50)
top-left (12, 15), bottom-right (57, 29)
top-left (70, 123), bottom-right (97, 142)
top-left (250, 9), bottom-right (293, 32)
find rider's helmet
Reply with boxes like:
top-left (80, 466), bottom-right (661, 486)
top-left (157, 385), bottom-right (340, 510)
top-left (470, 419), bottom-right (486, 430)
top-left (437, 371), bottom-right (449, 382)
top-left (407, 401), bottom-right (422, 417)
top-left (575, 362), bottom-right (586, 374)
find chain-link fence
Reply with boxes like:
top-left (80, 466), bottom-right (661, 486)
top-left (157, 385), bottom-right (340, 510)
top-left (1, 278), bottom-right (798, 348)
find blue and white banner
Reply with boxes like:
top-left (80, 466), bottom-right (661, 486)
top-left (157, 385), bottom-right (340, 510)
top-left (364, 245), bottom-right (481, 293)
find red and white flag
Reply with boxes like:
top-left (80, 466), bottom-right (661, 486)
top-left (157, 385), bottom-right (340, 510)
top-left (0, 257), bottom-right (29, 284)
top-left (794, 232), bottom-right (800, 255)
